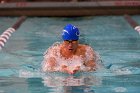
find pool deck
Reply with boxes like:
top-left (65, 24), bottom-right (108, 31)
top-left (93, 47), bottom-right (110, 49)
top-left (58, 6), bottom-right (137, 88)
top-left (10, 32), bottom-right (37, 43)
top-left (0, 1), bottom-right (140, 16)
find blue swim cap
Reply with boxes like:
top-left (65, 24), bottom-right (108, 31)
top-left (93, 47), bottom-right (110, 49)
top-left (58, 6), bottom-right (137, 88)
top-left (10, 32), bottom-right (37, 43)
top-left (62, 24), bottom-right (80, 40)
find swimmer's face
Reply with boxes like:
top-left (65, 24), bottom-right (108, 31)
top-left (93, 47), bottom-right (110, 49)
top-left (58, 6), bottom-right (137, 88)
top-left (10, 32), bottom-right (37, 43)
top-left (63, 40), bottom-right (78, 53)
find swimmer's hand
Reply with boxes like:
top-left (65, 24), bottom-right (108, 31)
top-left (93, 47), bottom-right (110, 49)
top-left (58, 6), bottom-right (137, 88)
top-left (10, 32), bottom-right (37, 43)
top-left (61, 65), bottom-right (80, 74)
top-left (69, 66), bottom-right (80, 74)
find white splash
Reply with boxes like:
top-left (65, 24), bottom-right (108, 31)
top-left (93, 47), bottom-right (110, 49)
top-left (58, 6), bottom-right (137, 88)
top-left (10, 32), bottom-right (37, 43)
top-left (19, 69), bottom-right (44, 78)
top-left (42, 75), bottom-right (102, 87)
top-left (111, 66), bottom-right (132, 75)
top-left (113, 87), bottom-right (127, 92)
top-left (42, 42), bottom-right (103, 72)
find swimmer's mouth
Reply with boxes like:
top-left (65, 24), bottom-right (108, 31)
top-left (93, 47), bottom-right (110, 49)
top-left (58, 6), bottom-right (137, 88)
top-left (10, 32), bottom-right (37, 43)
top-left (69, 49), bottom-right (73, 50)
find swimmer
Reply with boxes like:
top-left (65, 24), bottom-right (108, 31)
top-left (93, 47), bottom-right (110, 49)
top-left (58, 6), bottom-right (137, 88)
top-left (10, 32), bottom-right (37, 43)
top-left (42, 24), bottom-right (97, 74)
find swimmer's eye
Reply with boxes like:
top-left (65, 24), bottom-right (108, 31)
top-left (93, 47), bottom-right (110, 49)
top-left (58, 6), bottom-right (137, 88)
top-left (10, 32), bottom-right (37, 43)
top-left (64, 40), bottom-right (78, 44)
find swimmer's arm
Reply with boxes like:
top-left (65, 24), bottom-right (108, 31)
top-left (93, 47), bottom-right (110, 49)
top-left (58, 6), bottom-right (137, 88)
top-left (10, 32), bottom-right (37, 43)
top-left (84, 46), bottom-right (96, 71)
top-left (84, 60), bottom-right (96, 71)
top-left (42, 57), bottom-right (56, 72)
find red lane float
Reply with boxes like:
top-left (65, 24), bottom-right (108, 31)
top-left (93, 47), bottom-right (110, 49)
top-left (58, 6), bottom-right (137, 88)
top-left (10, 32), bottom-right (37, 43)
top-left (0, 16), bottom-right (26, 50)
top-left (124, 15), bottom-right (140, 34)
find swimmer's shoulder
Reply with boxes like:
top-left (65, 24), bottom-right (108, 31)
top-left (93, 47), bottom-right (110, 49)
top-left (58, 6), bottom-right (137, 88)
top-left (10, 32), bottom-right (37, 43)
top-left (49, 43), bottom-right (62, 50)
top-left (79, 44), bottom-right (94, 50)
top-left (44, 43), bottom-right (61, 55)
top-left (77, 44), bottom-right (92, 54)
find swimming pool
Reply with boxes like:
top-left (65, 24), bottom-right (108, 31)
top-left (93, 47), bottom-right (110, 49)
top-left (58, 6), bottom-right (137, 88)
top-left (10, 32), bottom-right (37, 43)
top-left (0, 16), bottom-right (140, 93)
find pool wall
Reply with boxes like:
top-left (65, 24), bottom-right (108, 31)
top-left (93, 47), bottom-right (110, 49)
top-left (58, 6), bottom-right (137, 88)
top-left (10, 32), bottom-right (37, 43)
top-left (0, 1), bottom-right (140, 16)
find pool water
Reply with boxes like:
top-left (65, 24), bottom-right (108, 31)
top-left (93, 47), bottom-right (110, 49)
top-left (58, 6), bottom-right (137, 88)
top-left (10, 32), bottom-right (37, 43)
top-left (0, 16), bottom-right (140, 93)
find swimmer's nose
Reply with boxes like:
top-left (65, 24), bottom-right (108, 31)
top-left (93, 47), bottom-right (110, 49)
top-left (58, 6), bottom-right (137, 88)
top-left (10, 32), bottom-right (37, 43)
top-left (67, 43), bottom-right (75, 50)
top-left (68, 43), bottom-right (73, 47)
